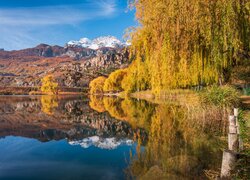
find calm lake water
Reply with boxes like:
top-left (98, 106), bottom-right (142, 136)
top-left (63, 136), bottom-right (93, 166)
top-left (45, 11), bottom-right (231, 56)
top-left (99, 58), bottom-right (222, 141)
top-left (0, 95), bottom-right (226, 180)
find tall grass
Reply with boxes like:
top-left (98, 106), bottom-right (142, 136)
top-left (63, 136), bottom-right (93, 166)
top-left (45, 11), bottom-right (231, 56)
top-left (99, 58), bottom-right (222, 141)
top-left (200, 85), bottom-right (240, 107)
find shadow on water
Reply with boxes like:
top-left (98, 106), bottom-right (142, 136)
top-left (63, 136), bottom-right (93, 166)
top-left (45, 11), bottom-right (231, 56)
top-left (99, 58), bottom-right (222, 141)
top-left (0, 95), bottom-right (228, 179)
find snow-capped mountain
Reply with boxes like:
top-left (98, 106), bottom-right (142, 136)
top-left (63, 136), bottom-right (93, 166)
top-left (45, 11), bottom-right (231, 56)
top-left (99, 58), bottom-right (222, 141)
top-left (67, 36), bottom-right (127, 49)
top-left (68, 136), bottom-right (133, 150)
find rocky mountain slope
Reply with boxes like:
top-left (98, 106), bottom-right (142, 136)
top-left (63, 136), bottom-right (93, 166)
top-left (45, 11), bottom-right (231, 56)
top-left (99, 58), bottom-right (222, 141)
top-left (0, 36), bottom-right (130, 88)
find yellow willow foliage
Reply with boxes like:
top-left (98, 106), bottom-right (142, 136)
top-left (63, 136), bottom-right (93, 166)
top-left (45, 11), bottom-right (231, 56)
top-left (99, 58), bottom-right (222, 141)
top-left (89, 76), bottom-right (107, 95)
top-left (124, 0), bottom-right (250, 93)
top-left (103, 69), bottom-right (128, 92)
top-left (89, 95), bottom-right (106, 113)
top-left (41, 75), bottom-right (59, 95)
top-left (41, 96), bottom-right (58, 115)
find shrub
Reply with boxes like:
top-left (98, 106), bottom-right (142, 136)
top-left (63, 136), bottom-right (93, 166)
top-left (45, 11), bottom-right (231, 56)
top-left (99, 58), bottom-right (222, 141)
top-left (89, 76), bottom-right (107, 95)
top-left (103, 69), bottom-right (127, 93)
top-left (200, 85), bottom-right (240, 107)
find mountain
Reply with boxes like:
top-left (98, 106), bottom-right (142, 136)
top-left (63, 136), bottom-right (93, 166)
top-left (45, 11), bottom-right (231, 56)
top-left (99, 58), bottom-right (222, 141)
top-left (0, 36), bottom-right (130, 89)
top-left (67, 36), bottom-right (127, 49)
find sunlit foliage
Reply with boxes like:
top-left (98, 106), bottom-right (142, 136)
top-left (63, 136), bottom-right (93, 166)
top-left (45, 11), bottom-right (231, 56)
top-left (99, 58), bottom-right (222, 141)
top-left (41, 96), bottom-right (58, 115)
top-left (200, 85), bottom-right (240, 107)
top-left (123, 0), bottom-right (250, 93)
top-left (89, 76), bottom-right (107, 95)
top-left (41, 75), bottom-right (59, 95)
top-left (103, 69), bottom-right (128, 92)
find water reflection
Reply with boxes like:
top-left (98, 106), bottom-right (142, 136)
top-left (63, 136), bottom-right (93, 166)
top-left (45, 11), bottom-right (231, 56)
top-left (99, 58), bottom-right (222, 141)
top-left (0, 95), bottom-right (227, 179)
top-left (88, 95), bottom-right (227, 179)
top-left (0, 96), bottom-right (146, 145)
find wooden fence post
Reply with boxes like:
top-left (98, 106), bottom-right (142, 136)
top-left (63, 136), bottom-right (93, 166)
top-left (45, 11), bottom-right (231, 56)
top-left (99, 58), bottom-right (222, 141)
top-left (220, 150), bottom-right (237, 179)
top-left (220, 109), bottom-right (244, 179)
top-left (234, 108), bottom-right (243, 151)
top-left (228, 133), bottom-right (238, 151)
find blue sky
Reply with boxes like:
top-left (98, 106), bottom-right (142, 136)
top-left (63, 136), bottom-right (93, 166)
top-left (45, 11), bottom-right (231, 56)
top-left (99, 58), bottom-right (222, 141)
top-left (0, 0), bottom-right (136, 50)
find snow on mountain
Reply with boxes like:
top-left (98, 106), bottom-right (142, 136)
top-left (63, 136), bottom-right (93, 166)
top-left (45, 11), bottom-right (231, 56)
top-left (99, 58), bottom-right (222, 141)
top-left (68, 136), bottom-right (133, 150)
top-left (67, 36), bottom-right (127, 49)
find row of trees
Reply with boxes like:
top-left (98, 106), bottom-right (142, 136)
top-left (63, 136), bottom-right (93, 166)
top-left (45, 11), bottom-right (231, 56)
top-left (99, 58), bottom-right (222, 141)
top-left (89, 69), bottom-right (128, 94)
top-left (101, 0), bottom-right (249, 94)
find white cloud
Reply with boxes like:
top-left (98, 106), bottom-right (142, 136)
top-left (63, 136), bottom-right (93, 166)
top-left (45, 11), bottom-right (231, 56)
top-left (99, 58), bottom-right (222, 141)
top-left (0, 0), bottom-right (118, 50)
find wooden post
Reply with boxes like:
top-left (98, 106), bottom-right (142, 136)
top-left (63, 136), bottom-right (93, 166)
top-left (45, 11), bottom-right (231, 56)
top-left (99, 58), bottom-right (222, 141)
top-left (228, 115), bottom-right (236, 126)
top-left (228, 133), bottom-right (238, 151)
top-left (229, 125), bottom-right (237, 134)
top-left (234, 108), bottom-right (244, 151)
top-left (220, 150), bottom-right (237, 179)
top-left (234, 108), bottom-right (240, 134)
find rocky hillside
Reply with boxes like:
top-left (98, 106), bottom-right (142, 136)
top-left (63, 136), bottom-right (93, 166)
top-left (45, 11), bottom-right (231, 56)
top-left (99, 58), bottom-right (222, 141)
top-left (0, 36), bottom-right (130, 87)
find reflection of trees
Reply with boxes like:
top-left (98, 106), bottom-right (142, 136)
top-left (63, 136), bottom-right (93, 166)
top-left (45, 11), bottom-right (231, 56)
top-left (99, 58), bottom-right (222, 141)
top-left (88, 95), bottom-right (228, 179)
top-left (103, 97), bottom-right (127, 121)
top-left (89, 95), bottom-right (106, 113)
top-left (41, 96), bottom-right (58, 115)
top-left (89, 95), bottom-right (155, 130)
top-left (127, 104), bottom-right (225, 179)
top-left (121, 98), bottom-right (155, 130)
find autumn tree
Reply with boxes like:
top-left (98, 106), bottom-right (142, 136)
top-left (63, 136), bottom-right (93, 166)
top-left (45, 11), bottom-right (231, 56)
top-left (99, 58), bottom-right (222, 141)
top-left (103, 69), bottom-right (128, 93)
top-left (89, 76), bottom-right (107, 95)
top-left (123, 0), bottom-right (250, 93)
top-left (41, 75), bottom-right (59, 95)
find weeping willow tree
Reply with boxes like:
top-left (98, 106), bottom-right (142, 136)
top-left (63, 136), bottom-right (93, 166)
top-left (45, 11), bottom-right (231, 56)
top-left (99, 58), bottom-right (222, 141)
top-left (124, 0), bottom-right (250, 93)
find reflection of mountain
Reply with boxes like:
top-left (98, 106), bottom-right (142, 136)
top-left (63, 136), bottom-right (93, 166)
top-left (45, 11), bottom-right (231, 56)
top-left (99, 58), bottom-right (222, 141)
top-left (69, 136), bottom-right (133, 150)
top-left (0, 96), bottom-right (147, 144)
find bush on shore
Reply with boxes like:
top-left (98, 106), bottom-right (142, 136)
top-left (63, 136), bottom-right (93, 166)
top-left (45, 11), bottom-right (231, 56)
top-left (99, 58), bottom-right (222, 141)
top-left (200, 85), bottom-right (240, 107)
top-left (89, 76), bottom-right (107, 95)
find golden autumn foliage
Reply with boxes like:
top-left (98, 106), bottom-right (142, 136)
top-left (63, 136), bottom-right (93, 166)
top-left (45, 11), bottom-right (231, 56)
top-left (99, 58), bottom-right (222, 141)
top-left (89, 76), bottom-right (107, 95)
top-left (41, 96), bottom-right (58, 115)
top-left (41, 75), bottom-right (59, 95)
top-left (122, 0), bottom-right (250, 93)
top-left (103, 69), bottom-right (128, 93)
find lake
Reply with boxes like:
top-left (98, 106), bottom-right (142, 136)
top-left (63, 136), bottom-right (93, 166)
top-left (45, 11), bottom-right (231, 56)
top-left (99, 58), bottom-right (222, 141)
top-left (0, 95), bottom-right (226, 179)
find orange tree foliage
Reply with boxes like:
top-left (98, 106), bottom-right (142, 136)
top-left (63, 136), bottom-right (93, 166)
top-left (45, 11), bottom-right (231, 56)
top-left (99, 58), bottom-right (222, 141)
top-left (89, 76), bottom-right (107, 95)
